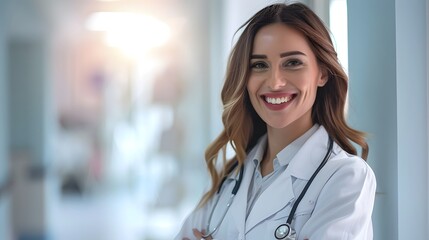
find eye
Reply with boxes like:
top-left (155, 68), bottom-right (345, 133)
top-left (250, 61), bottom-right (268, 71)
top-left (284, 59), bottom-right (303, 67)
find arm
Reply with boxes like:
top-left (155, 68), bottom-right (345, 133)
top-left (174, 206), bottom-right (207, 240)
top-left (299, 159), bottom-right (376, 240)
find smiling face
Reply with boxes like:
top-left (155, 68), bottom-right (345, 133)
top-left (247, 23), bottom-right (327, 132)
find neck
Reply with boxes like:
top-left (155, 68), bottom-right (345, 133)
top-left (265, 116), bottom-right (314, 164)
top-left (260, 111), bottom-right (314, 177)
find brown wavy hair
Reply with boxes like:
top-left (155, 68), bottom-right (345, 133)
top-left (199, 2), bottom-right (368, 207)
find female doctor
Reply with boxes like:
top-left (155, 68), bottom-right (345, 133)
top-left (176, 3), bottom-right (376, 240)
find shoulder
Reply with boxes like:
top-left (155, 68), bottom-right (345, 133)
top-left (331, 144), bottom-right (374, 173)
top-left (299, 146), bottom-right (377, 239)
top-left (323, 145), bottom-right (376, 189)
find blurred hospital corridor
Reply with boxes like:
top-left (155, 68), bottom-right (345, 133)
top-left (0, 0), bottom-right (427, 239)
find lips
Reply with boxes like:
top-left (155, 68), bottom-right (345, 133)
top-left (261, 93), bottom-right (296, 110)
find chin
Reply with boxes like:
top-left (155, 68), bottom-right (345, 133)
top-left (265, 120), bottom-right (294, 129)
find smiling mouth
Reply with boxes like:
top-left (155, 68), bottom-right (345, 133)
top-left (264, 95), bottom-right (296, 104)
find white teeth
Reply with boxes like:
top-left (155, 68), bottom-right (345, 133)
top-left (265, 96), bottom-right (293, 104)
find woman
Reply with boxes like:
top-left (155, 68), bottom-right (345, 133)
top-left (176, 3), bottom-right (376, 240)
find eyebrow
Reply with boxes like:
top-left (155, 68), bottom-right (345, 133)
top-left (280, 51), bottom-right (306, 58)
top-left (250, 51), bottom-right (306, 59)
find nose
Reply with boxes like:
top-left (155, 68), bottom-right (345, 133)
top-left (267, 66), bottom-right (287, 90)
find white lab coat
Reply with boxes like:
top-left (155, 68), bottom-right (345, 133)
top-left (175, 126), bottom-right (376, 240)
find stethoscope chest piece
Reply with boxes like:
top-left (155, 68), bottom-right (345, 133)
top-left (275, 223), bottom-right (296, 240)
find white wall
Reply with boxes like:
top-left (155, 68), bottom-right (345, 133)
top-left (348, 0), bottom-right (428, 239)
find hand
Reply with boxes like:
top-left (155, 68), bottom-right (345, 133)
top-left (181, 228), bottom-right (212, 240)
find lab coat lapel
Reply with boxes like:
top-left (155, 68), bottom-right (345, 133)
top-left (288, 126), bottom-right (330, 181)
top-left (245, 167), bottom-right (295, 233)
top-left (244, 126), bottom-right (330, 233)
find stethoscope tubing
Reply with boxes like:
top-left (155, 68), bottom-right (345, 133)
top-left (203, 137), bottom-right (334, 240)
top-left (202, 164), bottom-right (244, 238)
top-left (275, 137), bottom-right (333, 239)
top-left (285, 137), bottom-right (333, 225)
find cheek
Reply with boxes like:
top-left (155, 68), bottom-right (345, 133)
top-left (246, 78), bottom-right (258, 96)
top-left (296, 72), bottom-right (321, 91)
top-left (246, 80), bottom-right (260, 108)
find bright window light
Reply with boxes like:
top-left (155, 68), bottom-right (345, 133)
top-left (329, 0), bottom-right (348, 74)
top-left (85, 12), bottom-right (171, 57)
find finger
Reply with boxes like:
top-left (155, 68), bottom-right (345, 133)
top-left (192, 228), bottom-right (203, 238)
top-left (192, 229), bottom-right (213, 240)
top-left (201, 230), bottom-right (213, 240)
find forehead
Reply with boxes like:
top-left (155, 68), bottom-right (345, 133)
top-left (252, 23), bottom-right (312, 54)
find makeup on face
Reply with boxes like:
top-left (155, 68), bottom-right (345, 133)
top-left (247, 23), bottom-right (324, 130)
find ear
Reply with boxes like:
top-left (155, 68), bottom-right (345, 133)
top-left (317, 68), bottom-right (328, 87)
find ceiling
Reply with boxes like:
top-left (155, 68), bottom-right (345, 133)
top-left (4, 0), bottom-right (206, 38)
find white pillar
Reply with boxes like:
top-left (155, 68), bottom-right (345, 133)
top-left (395, 0), bottom-right (428, 239)
top-left (5, 0), bottom-right (54, 238)
top-left (348, 0), bottom-right (428, 239)
top-left (0, 0), bottom-right (12, 239)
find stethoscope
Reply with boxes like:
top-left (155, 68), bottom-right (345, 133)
top-left (201, 137), bottom-right (334, 240)
top-left (201, 162), bottom-right (244, 239)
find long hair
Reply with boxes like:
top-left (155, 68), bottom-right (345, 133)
top-left (198, 2), bottom-right (368, 207)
